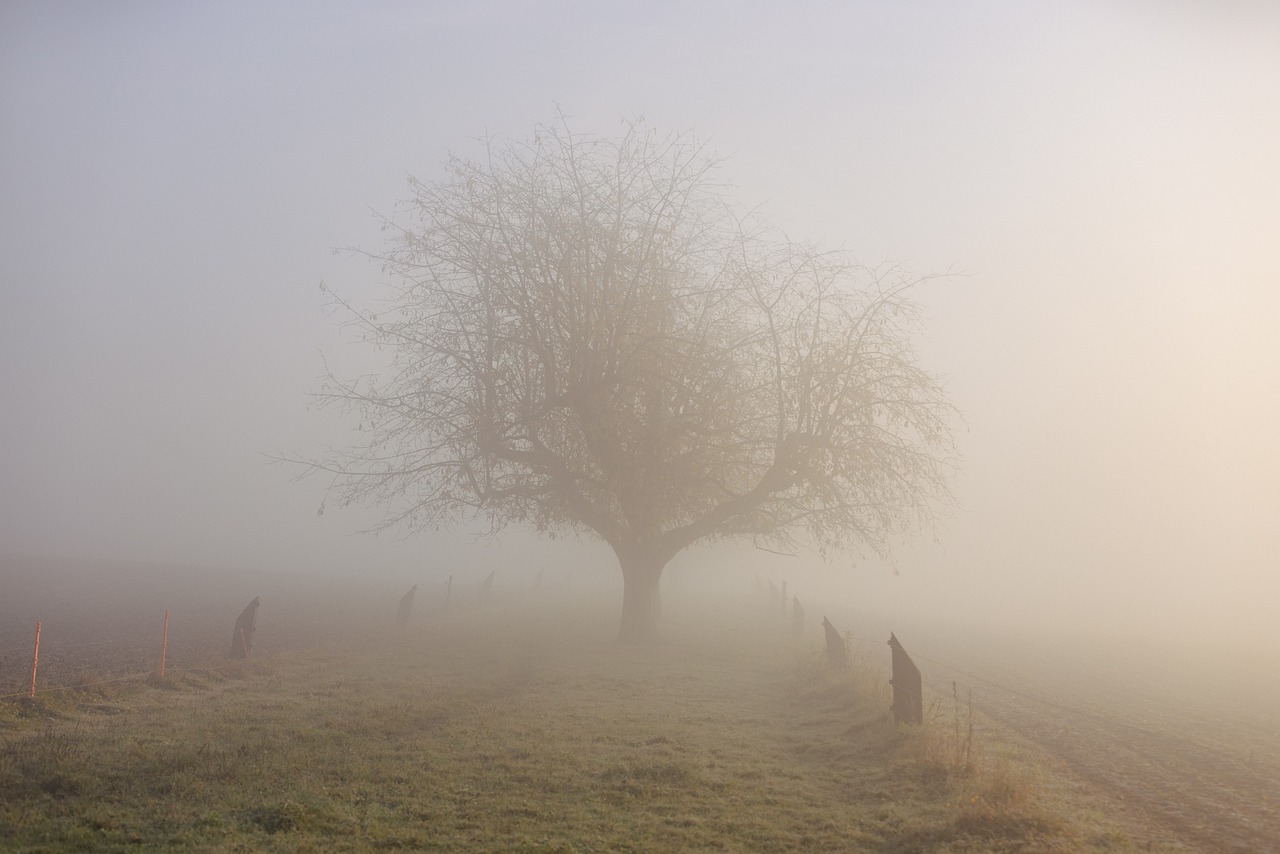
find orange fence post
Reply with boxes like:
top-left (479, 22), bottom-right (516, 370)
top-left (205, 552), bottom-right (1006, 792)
top-left (29, 620), bottom-right (41, 698)
top-left (160, 609), bottom-right (169, 677)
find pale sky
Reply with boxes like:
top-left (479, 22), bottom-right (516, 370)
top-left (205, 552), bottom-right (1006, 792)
top-left (2, 1), bottom-right (1277, 649)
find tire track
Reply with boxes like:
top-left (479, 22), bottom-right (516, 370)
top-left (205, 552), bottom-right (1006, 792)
top-left (923, 655), bottom-right (1280, 853)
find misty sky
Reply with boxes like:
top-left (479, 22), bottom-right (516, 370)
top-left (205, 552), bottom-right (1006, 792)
top-left (2, 1), bottom-right (1277, 649)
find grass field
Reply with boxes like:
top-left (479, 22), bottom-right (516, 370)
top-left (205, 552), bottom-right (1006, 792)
top-left (0, 585), bottom-right (1182, 854)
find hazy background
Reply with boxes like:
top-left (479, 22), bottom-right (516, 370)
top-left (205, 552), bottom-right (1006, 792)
top-left (2, 1), bottom-right (1277, 654)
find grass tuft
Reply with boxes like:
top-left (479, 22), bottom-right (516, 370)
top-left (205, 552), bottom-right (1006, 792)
top-left (241, 800), bottom-right (303, 834)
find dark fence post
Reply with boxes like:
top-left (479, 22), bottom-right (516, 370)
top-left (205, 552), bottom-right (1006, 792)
top-left (396, 585), bottom-right (417, 628)
top-left (888, 632), bottom-right (923, 724)
top-left (229, 596), bottom-right (260, 659)
top-left (822, 616), bottom-right (848, 669)
top-left (29, 620), bottom-right (41, 697)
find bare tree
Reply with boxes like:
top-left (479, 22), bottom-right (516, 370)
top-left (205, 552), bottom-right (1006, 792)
top-left (307, 119), bottom-right (955, 642)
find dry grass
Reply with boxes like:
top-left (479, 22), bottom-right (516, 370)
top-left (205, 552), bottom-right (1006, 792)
top-left (1, 599), bottom-right (1162, 852)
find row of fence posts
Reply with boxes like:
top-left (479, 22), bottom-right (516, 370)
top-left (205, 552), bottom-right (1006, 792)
top-left (21, 576), bottom-right (924, 720)
top-left (394, 570), bottom-right (515, 628)
top-left (761, 575), bottom-right (924, 725)
top-left (20, 610), bottom-right (170, 699)
top-left (23, 569), bottom-right (503, 698)
top-left (18, 596), bottom-right (267, 699)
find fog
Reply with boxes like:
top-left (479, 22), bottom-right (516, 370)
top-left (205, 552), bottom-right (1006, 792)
top-left (2, 2), bottom-right (1277, 657)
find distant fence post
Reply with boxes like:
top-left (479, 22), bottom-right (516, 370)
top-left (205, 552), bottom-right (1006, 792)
top-left (444, 575), bottom-right (453, 611)
top-left (160, 609), bottom-right (169, 677)
top-left (822, 617), bottom-right (847, 669)
top-left (479, 571), bottom-right (495, 603)
top-left (397, 585), bottom-right (417, 628)
top-left (229, 597), bottom-right (260, 659)
top-left (792, 597), bottom-right (805, 637)
top-left (29, 620), bottom-right (41, 698)
top-left (888, 632), bottom-right (923, 724)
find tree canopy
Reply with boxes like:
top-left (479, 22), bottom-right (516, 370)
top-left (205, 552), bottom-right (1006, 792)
top-left (311, 120), bottom-right (956, 640)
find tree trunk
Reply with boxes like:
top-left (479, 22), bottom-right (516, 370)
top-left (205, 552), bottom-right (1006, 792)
top-left (617, 549), bottom-right (666, 643)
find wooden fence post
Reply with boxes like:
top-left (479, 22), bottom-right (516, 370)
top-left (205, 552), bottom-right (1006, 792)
top-left (822, 617), bottom-right (848, 669)
top-left (888, 632), bottom-right (923, 724)
top-left (230, 597), bottom-right (260, 659)
top-left (29, 620), bottom-right (41, 698)
top-left (160, 609), bottom-right (169, 677)
top-left (397, 585), bottom-right (417, 628)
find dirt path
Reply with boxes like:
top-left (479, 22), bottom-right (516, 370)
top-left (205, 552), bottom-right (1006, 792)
top-left (920, 650), bottom-right (1280, 854)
